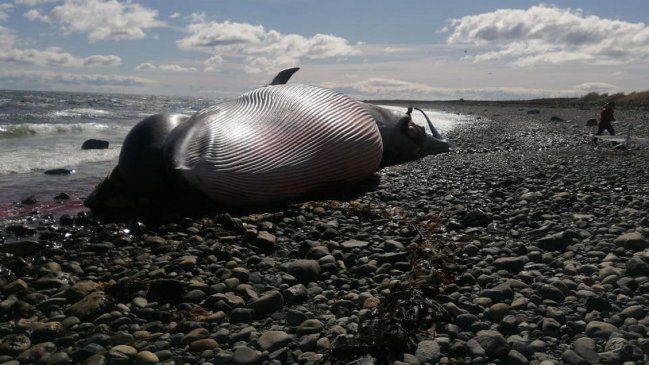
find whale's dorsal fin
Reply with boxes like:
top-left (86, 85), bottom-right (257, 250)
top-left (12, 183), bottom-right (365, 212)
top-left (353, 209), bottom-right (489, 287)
top-left (268, 67), bottom-right (300, 86)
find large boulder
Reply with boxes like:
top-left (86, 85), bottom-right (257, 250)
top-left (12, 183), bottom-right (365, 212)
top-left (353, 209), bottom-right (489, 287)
top-left (81, 139), bottom-right (109, 150)
top-left (44, 168), bottom-right (75, 175)
top-left (614, 232), bottom-right (649, 252)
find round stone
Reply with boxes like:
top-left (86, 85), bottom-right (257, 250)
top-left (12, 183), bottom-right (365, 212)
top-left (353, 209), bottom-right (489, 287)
top-left (232, 346), bottom-right (261, 365)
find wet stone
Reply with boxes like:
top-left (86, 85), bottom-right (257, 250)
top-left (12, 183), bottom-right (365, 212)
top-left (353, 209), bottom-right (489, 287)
top-left (472, 330), bottom-right (509, 358)
top-left (620, 305), bottom-right (645, 319)
top-left (257, 331), bottom-right (292, 352)
top-left (183, 289), bottom-right (207, 303)
top-left (299, 334), bottom-right (319, 352)
top-left (283, 284), bottom-right (308, 302)
top-left (462, 209), bottom-right (491, 227)
top-left (562, 349), bottom-right (587, 365)
top-left (133, 351), bottom-right (158, 365)
top-left (573, 337), bottom-right (599, 364)
top-left (16, 342), bottom-right (56, 364)
top-left (297, 319), bottom-right (324, 336)
top-left (305, 246), bottom-right (329, 260)
top-left (340, 239), bottom-right (369, 251)
top-left (614, 232), bottom-right (649, 252)
top-left (384, 239), bottom-right (405, 251)
top-left (287, 260), bottom-right (321, 284)
top-left (415, 340), bottom-right (441, 364)
top-left (540, 285), bottom-right (565, 302)
top-left (67, 291), bottom-right (109, 320)
top-left (2, 279), bottom-right (28, 295)
top-left (536, 231), bottom-right (574, 251)
top-left (466, 339), bottom-right (486, 357)
top-left (493, 256), bottom-right (529, 273)
top-left (232, 346), bottom-right (261, 365)
top-left (250, 290), bottom-right (283, 317)
top-left (625, 257), bottom-right (649, 276)
top-left (542, 318), bottom-right (561, 338)
top-left (0, 334), bottom-right (31, 356)
top-left (230, 308), bottom-right (254, 324)
top-left (585, 321), bottom-right (618, 339)
top-left (182, 328), bottom-right (209, 346)
top-left (178, 255), bottom-right (197, 269)
top-left (111, 345), bottom-right (137, 356)
top-left (507, 349), bottom-right (530, 365)
top-left (286, 309), bottom-right (308, 326)
top-left (189, 338), bottom-right (219, 352)
top-left (255, 231), bottom-right (276, 252)
top-left (44, 351), bottom-right (72, 365)
top-left (487, 303), bottom-right (509, 322)
top-left (83, 354), bottom-right (107, 365)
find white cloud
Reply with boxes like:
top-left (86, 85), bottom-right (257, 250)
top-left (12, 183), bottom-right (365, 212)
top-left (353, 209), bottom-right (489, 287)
top-left (0, 69), bottom-right (149, 87)
top-left (82, 54), bottom-right (121, 67)
top-left (177, 19), bottom-right (359, 73)
top-left (573, 82), bottom-right (621, 94)
top-left (158, 64), bottom-right (196, 72)
top-left (0, 26), bottom-right (16, 49)
top-left (28, 0), bottom-right (165, 42)
top-left (0, 22), bottom-right (120, 68)
top-left (0, 45), bottom-right (121, 67)
top-left (447, 5), bottom-right (649, 66)
top-left (134, 62), bottom-right (156, 71)
top-left (134, 62), bottom-right (196, 72)
top-left (203, 55), bottom-right (222, 71)
top-left (321, 77), bottom-right (601, 100)
top-left (0, 4), bottom-right (14, 21)
top-left (14, 0), bottom-right (61, 5)
top-left (24, 8), bottom-right (47, 21)
top-left (169, 12), bottom-right (181, 19)
top-left (323, 78), bottom-right (444, 96)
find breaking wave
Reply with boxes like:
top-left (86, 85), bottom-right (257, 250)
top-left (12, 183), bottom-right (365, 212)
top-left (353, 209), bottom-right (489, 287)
top-left (0, 122), bottom-right (113, 138)
top-left (0, 143), bottom-right (120, 175)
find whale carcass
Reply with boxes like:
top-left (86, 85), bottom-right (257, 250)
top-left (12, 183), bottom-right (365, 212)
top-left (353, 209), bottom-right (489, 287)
top-left (86, 68), bottom-right (452, 212)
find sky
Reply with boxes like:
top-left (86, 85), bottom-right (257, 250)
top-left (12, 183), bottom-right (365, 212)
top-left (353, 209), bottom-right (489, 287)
top-left (1, 0), bottom-right (648, 100)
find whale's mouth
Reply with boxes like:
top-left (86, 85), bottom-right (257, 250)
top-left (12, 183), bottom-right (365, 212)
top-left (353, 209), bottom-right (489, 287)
top-left (406, 107), bottom-right (453, 154)
top-left (407, 107), bottom-right (444, 140)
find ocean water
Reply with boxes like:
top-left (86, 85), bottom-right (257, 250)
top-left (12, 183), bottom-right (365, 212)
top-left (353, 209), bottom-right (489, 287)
top-left (0, 90), bottom-right (471, 218)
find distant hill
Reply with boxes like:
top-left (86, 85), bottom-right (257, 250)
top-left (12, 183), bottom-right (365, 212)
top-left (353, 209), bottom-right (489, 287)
top-left (367, 90), bottom-right (649, 110)
top-left (577, 91), bottom-right (649, 107)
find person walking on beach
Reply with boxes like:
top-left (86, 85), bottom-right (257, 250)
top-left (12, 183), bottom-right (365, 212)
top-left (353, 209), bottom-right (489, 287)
top-left (593, 101), bottom-right (616, 144)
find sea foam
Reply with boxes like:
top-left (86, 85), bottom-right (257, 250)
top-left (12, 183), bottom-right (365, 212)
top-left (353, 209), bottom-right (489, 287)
top-left (0, 122), bottom-right (113, 138)
top-left (0, 143), bottom-right (120, 175)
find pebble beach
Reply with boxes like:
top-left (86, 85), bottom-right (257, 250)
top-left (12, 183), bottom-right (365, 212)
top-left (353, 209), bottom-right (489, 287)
top-left (1, 101), bottom-right (649, 365)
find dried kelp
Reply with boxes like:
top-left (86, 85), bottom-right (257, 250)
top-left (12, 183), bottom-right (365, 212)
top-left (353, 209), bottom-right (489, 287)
top-left (325, 210), bottom-right (459, 364)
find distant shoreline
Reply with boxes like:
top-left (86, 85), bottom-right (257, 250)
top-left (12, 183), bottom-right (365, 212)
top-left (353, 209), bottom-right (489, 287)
top-left (367, 91), bottom-right (649, 109)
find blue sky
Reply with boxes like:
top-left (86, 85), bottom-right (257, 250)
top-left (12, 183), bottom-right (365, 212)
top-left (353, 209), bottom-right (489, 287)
top-left (1, 0), bottom-right (648, 99)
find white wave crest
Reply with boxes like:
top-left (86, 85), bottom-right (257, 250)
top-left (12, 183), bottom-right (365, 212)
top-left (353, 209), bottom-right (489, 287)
top-left (49, 108), bottom-right (111, 118)
top-left (0, 122), bottom-right (114, 137)
top-left (0, 143), bottom-right (120, 175)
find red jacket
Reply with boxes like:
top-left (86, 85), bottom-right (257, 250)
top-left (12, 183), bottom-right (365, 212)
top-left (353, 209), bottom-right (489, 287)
top-left (599, 106), bottom-right (615, 126)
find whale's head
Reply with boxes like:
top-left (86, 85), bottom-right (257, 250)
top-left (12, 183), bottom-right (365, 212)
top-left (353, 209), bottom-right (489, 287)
top-left (84, 113), bottom-right (191, 215)
top-left (360, 103), bottom-right (452, 167)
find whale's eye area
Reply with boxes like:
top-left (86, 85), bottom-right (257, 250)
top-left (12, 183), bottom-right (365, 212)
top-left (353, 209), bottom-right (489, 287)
top-left (399, 116), bottom-right (426, 145)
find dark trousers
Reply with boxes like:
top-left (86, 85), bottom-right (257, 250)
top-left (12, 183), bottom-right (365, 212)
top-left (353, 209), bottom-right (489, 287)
top-left (596, 123), bottom-right (615, 136)
top-left (593, 123), bottom-right (615, 144)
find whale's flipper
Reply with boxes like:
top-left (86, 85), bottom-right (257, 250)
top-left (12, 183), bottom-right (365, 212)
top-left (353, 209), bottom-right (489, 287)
top-left (268, 67), bottom-right (300, 85)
